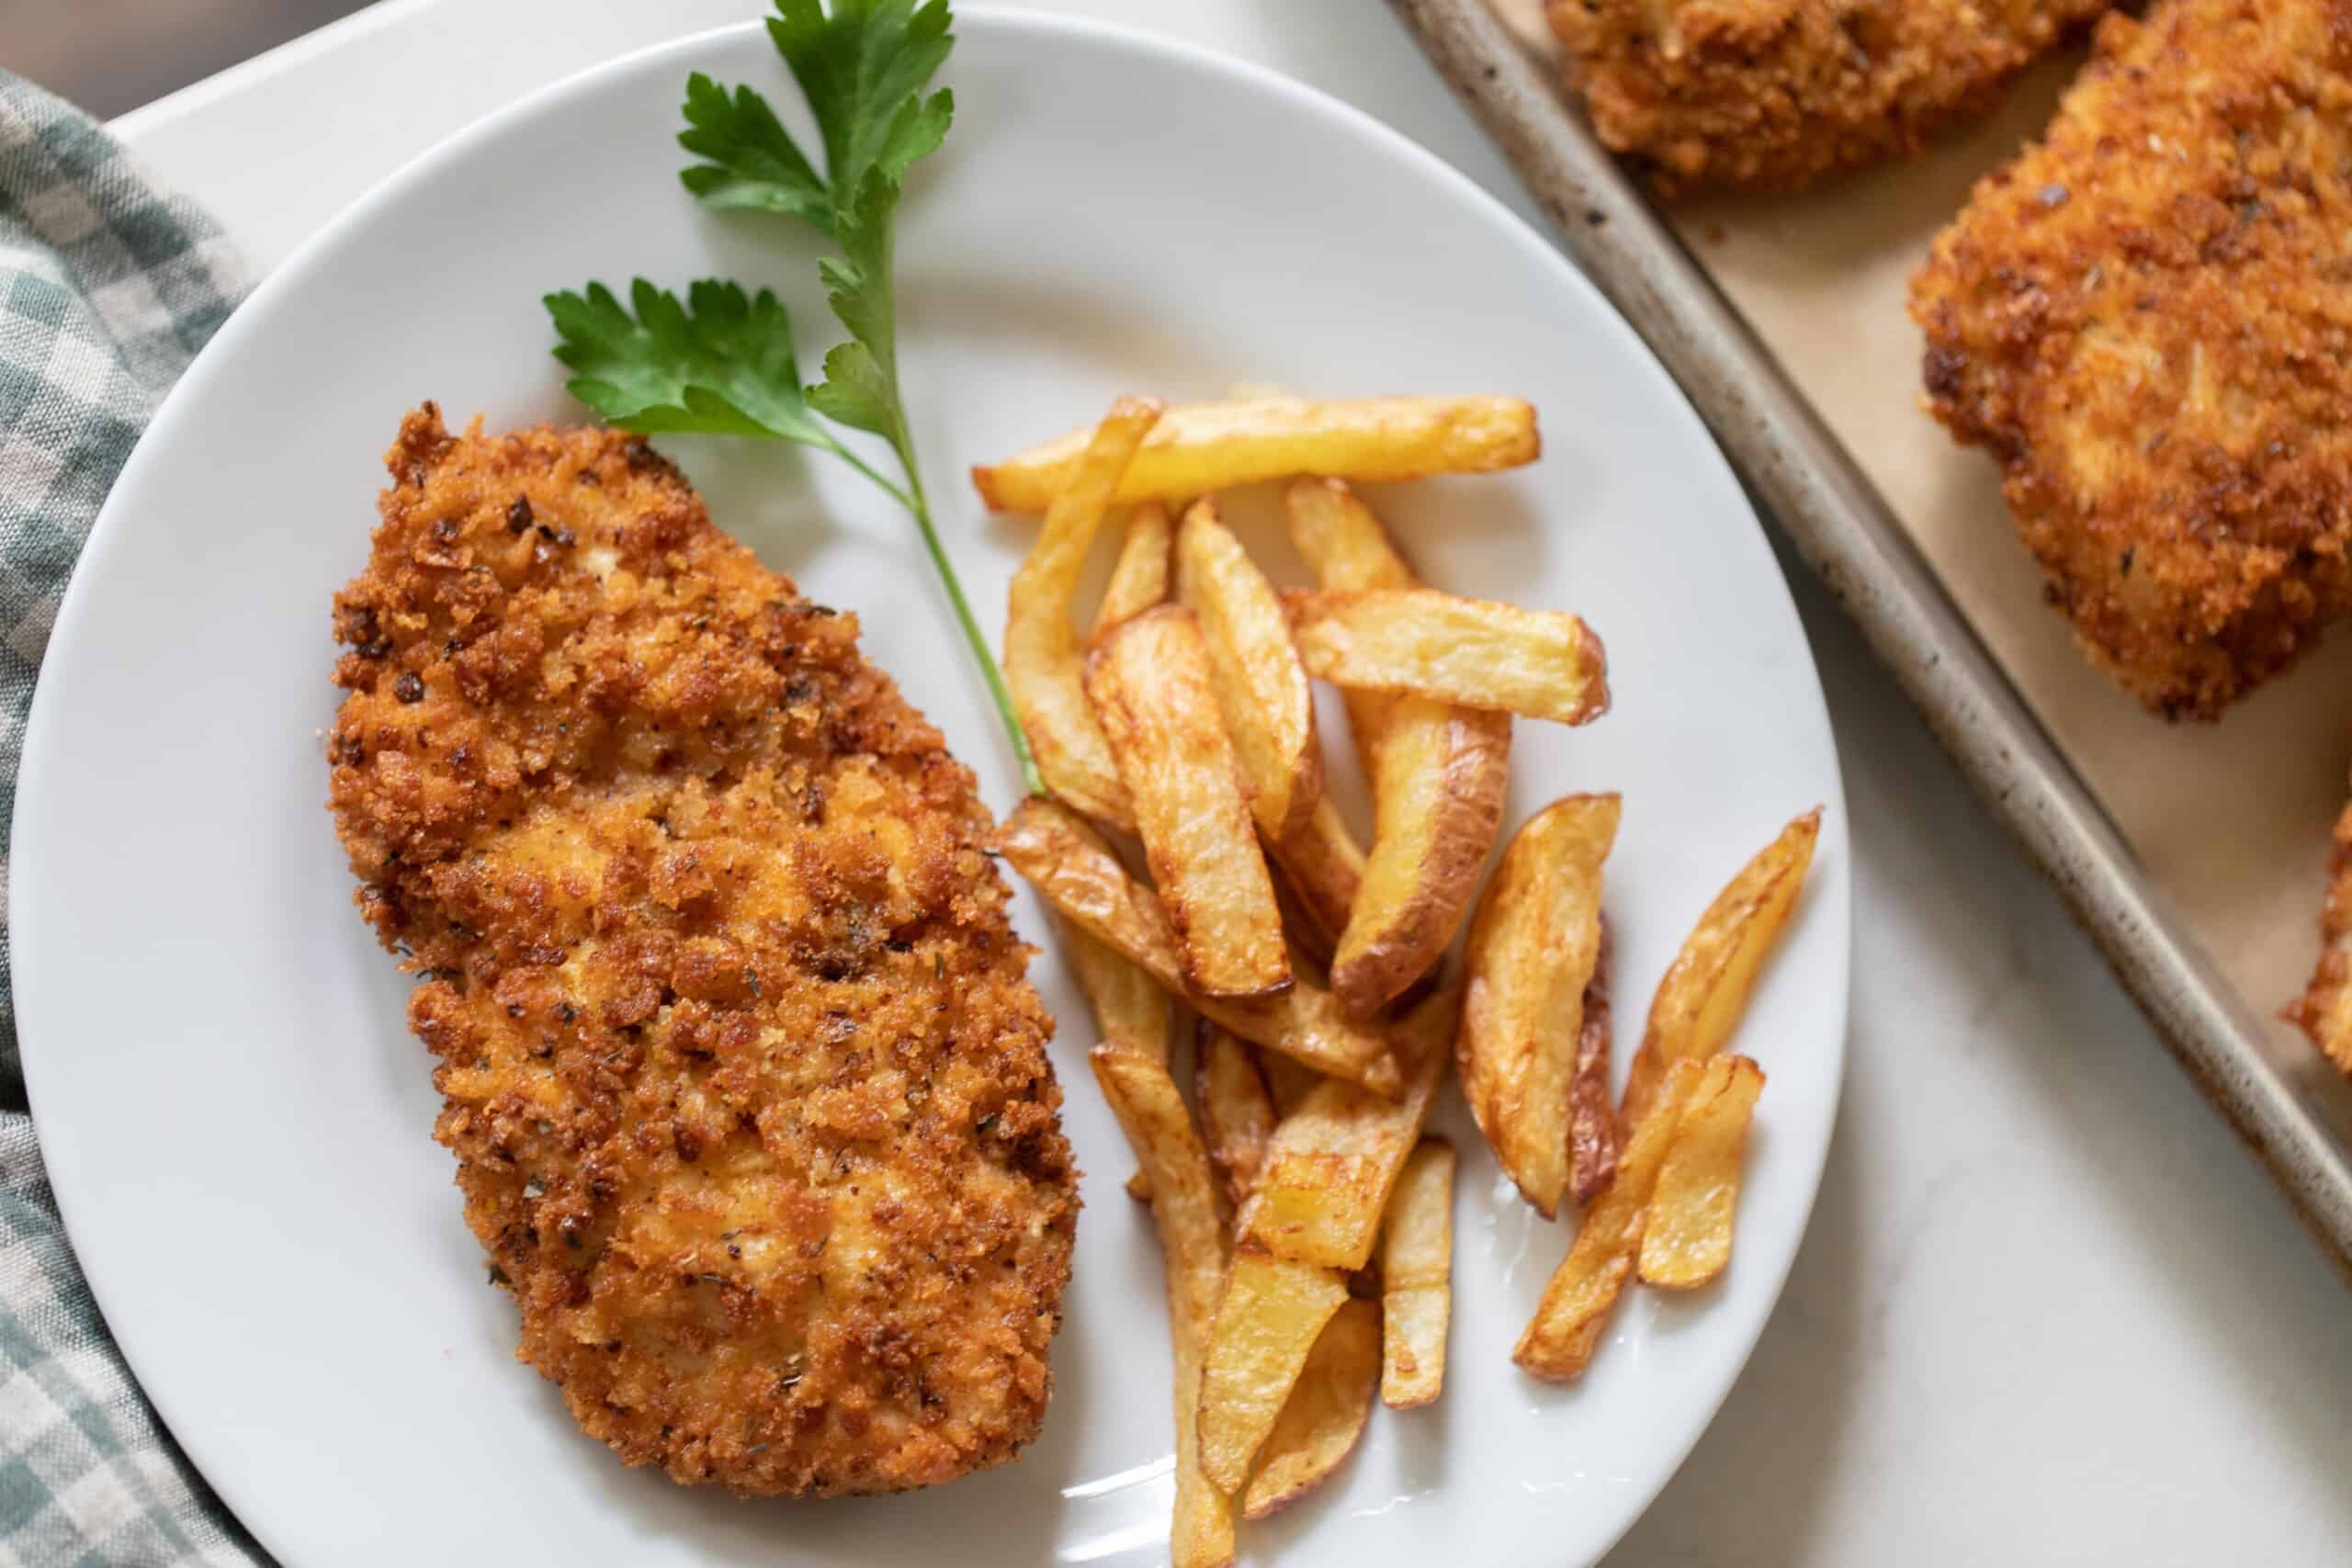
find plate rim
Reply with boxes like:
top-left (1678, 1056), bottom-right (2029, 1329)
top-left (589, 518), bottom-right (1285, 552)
top-left (11, 9), bottom-right (1853, 1564)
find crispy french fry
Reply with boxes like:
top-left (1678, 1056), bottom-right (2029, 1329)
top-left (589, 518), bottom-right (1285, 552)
top-left (1087, 606), bottom-right (1291, 1000)
top-left (1568, 921), bottom-right (1620, 1207)
top-left (1004, 398), bottom-right (1161, 827)
top-left (1283, 477), bottom-right (1419, 592)
top-left (992, 799), bottom-right (1401, 1094)
top-left (1065, 919), bottom-right (1172, 1064)
top-left (1178, 499), bottom-right (1322, 841)
top-left (1512, 1057), bottom-right (1705, 1382)
top-left (1268, 795), bottom-right (1367, 956)
top-left (1196, 1024), bottom-right (1278, 1207)
top-left (1283, 481), bottom-right (1512, 1018)
top-left (1638, 1055), bottom-right (1765, 1291)
top-left (1379, 1138), bottom-right (1453, 1409)
top-left (1241, 1297), bottom-right (1381, 1519)
top-left (1459, 793), bottom-right (1620, 1218)
top-left (1330, 694), bottom-right (1510, 1017)
top-left (1093, 502), bottom-right (1174, 637)
top-left (1288, 588), bottom-right (1610, 728)
top-left (1063, 918), bottom-right (1173, 1199)
top-left (974, 396), bottom-right (1540, 512)
top-left (1196, 1245), bottom-right (1351, 1496)
top-left (1621, 808), bottom-right (1821, 1134)
top-left (1091, 1043), bottom-right (1234, 1568)
top-left (1242, 983), bottom-right (1457, 1270)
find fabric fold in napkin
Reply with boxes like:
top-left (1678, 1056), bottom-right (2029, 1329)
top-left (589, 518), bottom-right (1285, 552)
top-left (0, 70), bottom-right (269, 1568)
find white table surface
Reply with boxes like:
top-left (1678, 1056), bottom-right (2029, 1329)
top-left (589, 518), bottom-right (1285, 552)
top-left (107, 3), bottom-right (2352, 1562)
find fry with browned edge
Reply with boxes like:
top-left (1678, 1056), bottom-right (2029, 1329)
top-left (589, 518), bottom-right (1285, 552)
top-left (1091, 1043), bottom-right (1233, 1568)
top-left (974, 396), bottom-right (1539, 512)
top-left (1003, 399), bottom-right (1160, 827)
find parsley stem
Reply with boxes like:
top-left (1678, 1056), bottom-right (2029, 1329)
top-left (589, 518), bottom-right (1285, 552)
top-left (883, 404), bottom-right (1044, 795)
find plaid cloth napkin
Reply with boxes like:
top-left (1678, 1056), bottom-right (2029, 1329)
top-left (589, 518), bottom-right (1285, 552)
top-left (0, 73), bottom-right (269, 1567)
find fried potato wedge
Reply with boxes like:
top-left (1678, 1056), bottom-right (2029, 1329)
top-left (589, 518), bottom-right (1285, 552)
top-left (1004, 398), bottom-right (1160, 828)
top-left (1288, 588), bottom-right (1610, 728)
top-left (1179, 499), bottom-right (1321, 841)
top-left (1283, 477), bottom-right (1419, 592)
top-left (1282, 482), bottom-right (1514, 1016)
top-left (1460, 793), bottom-right (1621, 1218)
top-left (1241, 1297), bottom-right (1382, 1519)
top-left (1197, 1246), bottom-right (1351, 1496)
top-left (1065, 918), bottom-right (1174, 1198)
top-left (1065, 919), bottom-right (1172, 1065)
top-left (1197, 1024), bottom-right (1279, 1208)
top-left (1567, 923), bottom-right (1620, 1207)
top-left (1093, 502), bottom-right (1174, 637)
top-left (1087, 606), bottom-right (1291, 1000)
top-left (1513, 1057), bottom-right (1705, 1382)
top-left (1621, 807), bottom-right (1821, 1134)
top-left (1090, 1043), bottom-right (1233, 1568)
top-left (1379, 1138), bottom-right (1453, 1409)
top-left (1329, 694), bottom-right (1510, 1016)
top-left (993, 799), bottom-right (1400, 1093)
top-left (1639, 1055), bottom-right (1765, 1292)
top-left (1268, 795), bottom-right (1367, 956)
top-left (1242, 984), bottom-right (1457, 1270)
top-left (974, 396), bottom-right (1540, 512)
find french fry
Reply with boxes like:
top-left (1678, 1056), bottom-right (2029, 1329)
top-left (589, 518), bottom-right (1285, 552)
top-left (1065, 919), bottom-right (1172, 1064)
top-left (992, 798), bottom-right (1401, 1093)
top-left (1287, 588), bottom-right (1610, 728)
top-left (1092, 502), bottom-right (1174, 637)
top-left (1003, 398), bottom-right (1161, 828)
top-left (1063, 919), bottom-right (1173, 1199)
top-left (1178, 499), bottom-right (1322, 841)
top-left (1459, 794), bottom-right (1620, 1218)
top-left (1195, 1245), bottom-right (1351, 1496)
top-left (1091, 1044), bottom-right (1234, 1568)
top-left (1087, 607), bottom-right (1291, 1000)
top-left (973, 396), bottom-right (1540, 512)
top-left (1567, 922), bottom-right (1620, 1207)
top-left (1638, 1055), bottom-right (1765, 1291)
top-left (1284, 481), bottom-right (1511, 1018)
top-left (1329, 694), bottom-right (1510, 1017)
top-left (1512, 1057), bottom-right (1705, 1382)
top-left (1268, 795), bottom-right (1367, 955)
top-left (1283, 477), bottom-right (1419, 593)
top-left (1620, 808), bottom-right (1821, 1134)
top-left (1378, 1138), bottom-right (1453, 1409)
top-left (1196, 1024), bottom-right (1279, 1207)
top-left (1241, 1297), bottom-right (1381, 1519)
top-left (1241, 983), bottom-right (1457, 1270)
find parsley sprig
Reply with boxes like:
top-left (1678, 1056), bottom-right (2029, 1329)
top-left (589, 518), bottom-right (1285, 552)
top-left (546, 0), bottom-right (1040, 793)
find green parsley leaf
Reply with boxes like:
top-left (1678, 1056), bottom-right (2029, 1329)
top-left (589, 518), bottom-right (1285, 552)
top-left (767, 0), bottom-right (955, 209)
top-left (545, 278), bottom-right (831, 447)
top-left (677, 73), bottom-right (833, 228)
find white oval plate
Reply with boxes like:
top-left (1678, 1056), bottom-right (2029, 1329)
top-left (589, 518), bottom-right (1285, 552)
top-left (13, 12), bottom-right (1848, 1567)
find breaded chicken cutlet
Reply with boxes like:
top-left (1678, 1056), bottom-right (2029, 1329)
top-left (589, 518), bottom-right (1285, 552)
top-left (328, 406), bottom-right (1076, 1496)
top-left (2290, 799), bottom-right (2352, 1077)
top-left (1913, 0), bottom-right (2352, 718)
top-left (1549, 0), bottom-right (2109, 193)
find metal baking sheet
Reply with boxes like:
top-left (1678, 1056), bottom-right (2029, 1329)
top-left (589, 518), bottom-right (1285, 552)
top-left (1388, 0), bottom-right (2352, 1273)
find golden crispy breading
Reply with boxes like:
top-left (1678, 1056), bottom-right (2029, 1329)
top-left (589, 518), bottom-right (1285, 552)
top-left (2290, 798), bottom-right (2352, 1077)
top-left (1550, 0), bottom-right (2108, 193)
top-left (328, 406), bottom-right (1075, 1497)
top-left (1913, 1), bottom-right (2352, 718)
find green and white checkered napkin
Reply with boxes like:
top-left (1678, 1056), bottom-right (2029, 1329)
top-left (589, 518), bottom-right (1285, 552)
top-left (0, 72), bottom-right (272, 1567)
